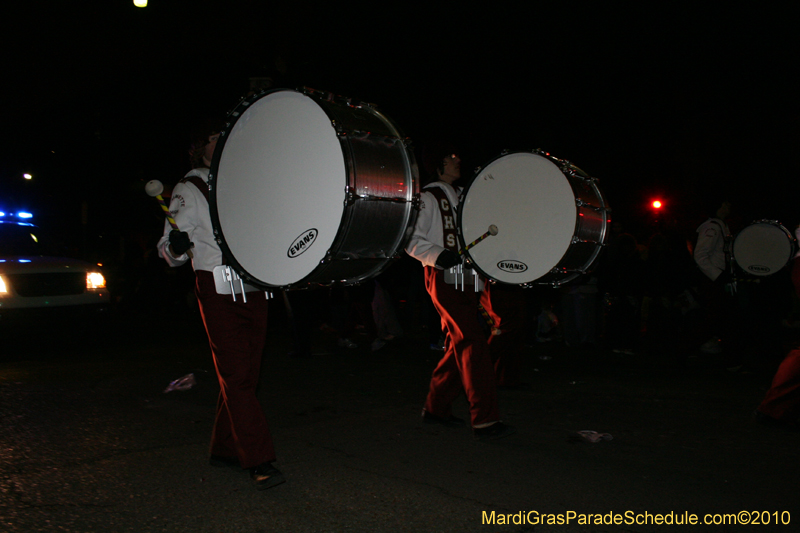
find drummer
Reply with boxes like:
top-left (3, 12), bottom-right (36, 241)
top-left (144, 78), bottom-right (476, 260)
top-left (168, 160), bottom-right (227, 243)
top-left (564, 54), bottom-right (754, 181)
top-left (405, 141), bottom-right (516, 440)
top-left (157, 119), bottom-right (285, 491)
top-left (693, 197), bottom-right (733, 356)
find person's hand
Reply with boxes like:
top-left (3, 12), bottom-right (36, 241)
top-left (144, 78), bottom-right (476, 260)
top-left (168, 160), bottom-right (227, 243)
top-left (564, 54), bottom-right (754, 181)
top-left (435, 249), bottom-right (460, 269)
top-left (169, 230), bottom-right (193, 255)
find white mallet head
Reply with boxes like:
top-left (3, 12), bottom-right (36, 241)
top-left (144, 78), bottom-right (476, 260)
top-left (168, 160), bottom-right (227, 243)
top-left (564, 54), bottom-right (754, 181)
top-left (488, 224), bottom-right (499, 236)
top-left (145, 180), bottom-right (164, 197)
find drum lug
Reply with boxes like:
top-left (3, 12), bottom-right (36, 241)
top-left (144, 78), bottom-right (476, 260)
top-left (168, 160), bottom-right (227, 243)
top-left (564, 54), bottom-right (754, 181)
top-left (344, 186), bottom-right (357, 206)
top-left (575, 198), bottom-right (604, 211)
top-left (318, 251), bottom-right (334, 266)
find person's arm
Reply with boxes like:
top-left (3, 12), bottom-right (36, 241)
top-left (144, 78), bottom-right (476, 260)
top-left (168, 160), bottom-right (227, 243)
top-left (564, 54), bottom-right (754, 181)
top-left (405, 191), bottom-right (447, 268)
top-left (693, 222), bottom-right (722, 281)
top-left (157, 182), bottom-right (198, 267)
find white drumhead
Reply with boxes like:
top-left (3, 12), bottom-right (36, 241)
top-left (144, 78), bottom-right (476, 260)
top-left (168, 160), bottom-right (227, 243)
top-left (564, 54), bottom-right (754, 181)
top-left (214, 90), bottom-right (346, 286)
top-left (733, 222), bottom-right (793, 276)
top-left (460, 152), bottom-right (576, 284)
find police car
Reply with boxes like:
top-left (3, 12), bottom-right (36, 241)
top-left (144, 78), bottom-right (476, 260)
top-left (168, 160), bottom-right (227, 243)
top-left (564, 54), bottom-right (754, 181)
top-left (0, 211), bottom-right (110, 323)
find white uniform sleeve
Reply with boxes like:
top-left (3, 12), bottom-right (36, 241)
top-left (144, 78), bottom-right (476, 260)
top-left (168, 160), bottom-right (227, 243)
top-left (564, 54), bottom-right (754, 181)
top-left (156, 181), bottom-right (198, 268)
top-left (405, 190), bottom-right (446, 268)
top-left (694, 222), bottom-right (722, 281)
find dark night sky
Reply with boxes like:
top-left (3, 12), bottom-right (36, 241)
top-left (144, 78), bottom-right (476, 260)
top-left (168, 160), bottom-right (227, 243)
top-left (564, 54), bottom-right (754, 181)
top-left (2, 2), bottom-right (799, 248)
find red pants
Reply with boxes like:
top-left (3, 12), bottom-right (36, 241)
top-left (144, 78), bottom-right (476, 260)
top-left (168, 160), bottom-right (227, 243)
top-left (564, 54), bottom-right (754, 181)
top-left (424, 267), bottom-right (499, 427)
top-left (758, 348), bottom-right (800, 422)
top-left (758, 259), bottom-right (800, 422)
top-left (195, 270), bottom-right (274, 468)
top-left (481, 283), bottom-right (526, 387)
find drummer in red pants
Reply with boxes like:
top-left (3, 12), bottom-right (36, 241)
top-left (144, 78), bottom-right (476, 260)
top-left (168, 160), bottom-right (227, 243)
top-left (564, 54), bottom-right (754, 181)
top-left (158, 121), bottom-right (284, 490)
top-left (756, 253), bottom-right (800, 427)
top-left (406, 142), bottom-right (516, 440)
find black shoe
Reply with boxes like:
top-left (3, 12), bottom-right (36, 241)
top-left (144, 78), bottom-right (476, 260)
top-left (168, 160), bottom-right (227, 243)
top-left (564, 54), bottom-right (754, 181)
top-left (473, 421), bottom-right (517, 440)
top-left (249, 463), bottom-right (286, 490)
top-left (209, 455), bottom-right (241, 469)
top-left (422, 410), bottom-right (467, 428)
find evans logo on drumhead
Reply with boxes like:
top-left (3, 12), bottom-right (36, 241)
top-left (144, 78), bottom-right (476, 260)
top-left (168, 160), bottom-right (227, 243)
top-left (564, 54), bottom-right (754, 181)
top-left (748, 265), bottom-right (771, 274)
top-left (497, 260), bottom-right (528, 273)
top-left (288, 229), bottom-right (318, 258)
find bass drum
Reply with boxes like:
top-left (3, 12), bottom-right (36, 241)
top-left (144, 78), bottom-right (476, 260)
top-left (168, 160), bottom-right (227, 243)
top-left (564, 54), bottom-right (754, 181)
top-left (459, 150), bottom-right (609, 286)
top-left (732, 220), bottom-right (796, 276)
top-left (209, 88), bottom-right (419, 289)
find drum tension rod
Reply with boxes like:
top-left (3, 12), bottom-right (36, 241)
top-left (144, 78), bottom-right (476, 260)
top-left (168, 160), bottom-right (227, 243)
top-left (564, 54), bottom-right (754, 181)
top-left (575, 198), bottom-right (605, 211)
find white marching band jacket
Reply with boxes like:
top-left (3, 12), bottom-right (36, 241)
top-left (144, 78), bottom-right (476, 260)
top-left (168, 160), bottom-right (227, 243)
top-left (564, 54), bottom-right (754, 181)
top-left (694, 217), bottom-right (731, 282)
top-left (405, 181), bottom-right (462, 268)
top-left (157, 168), bottom-right (225, 273)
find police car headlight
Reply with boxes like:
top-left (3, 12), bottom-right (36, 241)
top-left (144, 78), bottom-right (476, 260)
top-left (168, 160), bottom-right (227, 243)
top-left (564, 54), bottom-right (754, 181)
top-left (86, 272), bottom-right (106, 290)
top-left (0, 275), bottom-right (8, 296)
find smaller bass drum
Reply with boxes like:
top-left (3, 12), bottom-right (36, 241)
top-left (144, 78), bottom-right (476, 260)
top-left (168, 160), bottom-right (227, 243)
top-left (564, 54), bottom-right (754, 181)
top-left (732, 220), bottom-right (796, 276)
top-left (458, 150), bottom-right (609, 286)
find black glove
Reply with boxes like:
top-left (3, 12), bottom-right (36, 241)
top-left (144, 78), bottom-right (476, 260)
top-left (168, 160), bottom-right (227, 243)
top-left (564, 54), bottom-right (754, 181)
top-left (169, 230), bottom-right (193, 255)
top-left (435, 249), bottom-right (460, 269)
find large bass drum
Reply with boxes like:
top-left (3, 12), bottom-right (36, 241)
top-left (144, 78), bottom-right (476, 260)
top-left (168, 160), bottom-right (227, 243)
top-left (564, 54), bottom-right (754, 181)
top-left (732, 220), bottom-right (796, 276)
top-left (458, 150), bottom-right (609, 286)
top-left (209, 88), bottom-right (419, 289)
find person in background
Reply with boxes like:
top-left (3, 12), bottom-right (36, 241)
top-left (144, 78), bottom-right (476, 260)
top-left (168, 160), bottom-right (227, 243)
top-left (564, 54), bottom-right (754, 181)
top-left (756, 225), bottom-right (800, 428)
top-left (693, 198), bottom-right (733, 356)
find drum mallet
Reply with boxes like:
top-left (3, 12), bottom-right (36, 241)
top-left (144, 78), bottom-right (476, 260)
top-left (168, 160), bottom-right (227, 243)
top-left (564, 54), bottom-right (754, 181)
top-left (460, 224), bottom-right (499, 255)
top-left (145, 180), bottom-right (193, 258)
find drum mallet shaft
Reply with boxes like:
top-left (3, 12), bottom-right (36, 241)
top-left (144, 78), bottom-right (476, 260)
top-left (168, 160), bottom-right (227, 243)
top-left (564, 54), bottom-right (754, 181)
top-left (460, 224), bottom-right (499, 255)
top-left (145, 180), bottom-right (194, 259)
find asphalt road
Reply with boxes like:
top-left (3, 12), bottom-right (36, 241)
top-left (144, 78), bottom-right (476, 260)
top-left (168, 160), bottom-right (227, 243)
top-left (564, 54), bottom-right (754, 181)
top-left (1, 302), bottom-right (798, 533)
